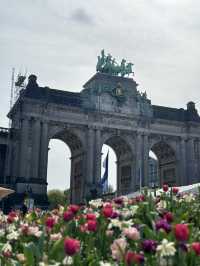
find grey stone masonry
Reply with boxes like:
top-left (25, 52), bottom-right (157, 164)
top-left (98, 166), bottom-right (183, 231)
top-left (0, 72), bottom-right (199, 208)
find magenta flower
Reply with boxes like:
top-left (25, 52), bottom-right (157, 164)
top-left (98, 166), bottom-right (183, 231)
top-left (64, 237), bottom-right (80, 256)
top-left (156, 219), bottom-right (171, 233)
top-left (142, 240), bottom-right (157, 253)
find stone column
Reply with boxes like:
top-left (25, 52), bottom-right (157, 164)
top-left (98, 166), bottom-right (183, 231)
top-left (116, 159), bottom-right (120, 195)
top-left (94, 128), bottom-right (101, 183)
top-left (198, 140), bottom-right (200, 182)
top-left (13, 141), bottom-right (20, 180)
top-left (69, 156), bottom-right (74, 203)
top-left (117, 160), bottom-right (121, 195)
top-left (135, 132), bottom-right (142, 190)
top-left (86, 127), bottom-right (94, 184)
top-left (39, 121), bottom-right (49, 182)
top-left (130, 154), bottom-right (136, 192)
top-left (187, 138), bottom-right (195, 184)
top-left (31, 119), bottom-right (41, 178)
top-left (180, 138), bottom-right (187, 185)
top-left (19, 118), bottom-right (29, 178)
top-left (4, 133), bottom-right (12, 179)
top-left (142, 134), bottom-right (149, 187)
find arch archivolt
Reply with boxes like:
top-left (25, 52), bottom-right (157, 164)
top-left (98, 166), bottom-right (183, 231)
top-left (149, 135), bottom-right (178, 153)
top-left (100, 130), bottom-right (135, 158)
top-left (48, 124), bottom-right (86, 152)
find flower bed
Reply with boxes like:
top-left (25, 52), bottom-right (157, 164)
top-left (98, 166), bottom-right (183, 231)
top-left (1, 185), bottom-right (200, 265)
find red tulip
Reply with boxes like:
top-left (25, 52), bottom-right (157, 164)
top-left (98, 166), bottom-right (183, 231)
top-left (163, 184), bottom-right (169, 192)
top-left (45, 217), bottom-right (56, 229)
top-left (86, 213), bottom-right (96, 220)
top-left (102, 206), bottom-right (113, 218)
top-left (136, 195), bottom-right (145, 202)
top-left (172, 187), bottom-right (179, 194)
top-left (192, 242), bottom-right (200, 255)
top-left (87, 220), bottom-right (97, 232)
top-left (175, 224), bottom-right (189, 241)
top-left (164, 212), bottom-right (174, 223)
top-left (7, 211), bottom-right (17, 223)
top-left (125, 251), bottom-right (144, 265)
top-left (64, 237), bottom-right (80, 256)
top-left (63, 210), bottom-right (74, 222)
top-left (68, 205), bottom-right (80, 214)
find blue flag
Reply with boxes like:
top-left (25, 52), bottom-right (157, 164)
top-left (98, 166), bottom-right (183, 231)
top-left (100, 151), bottom-right (109, 194)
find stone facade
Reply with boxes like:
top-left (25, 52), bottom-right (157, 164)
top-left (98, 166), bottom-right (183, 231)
top-left (0, 72), bottom-right (200, 208)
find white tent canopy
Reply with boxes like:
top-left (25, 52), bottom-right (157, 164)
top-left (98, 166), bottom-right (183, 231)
top-left (0, 187), bottom-right (14, 200)
top-left (126, 183), bottom-right (200, 198)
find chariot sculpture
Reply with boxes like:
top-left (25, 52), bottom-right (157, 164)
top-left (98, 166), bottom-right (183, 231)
top-left (96, 49), bottom-right (134, 77)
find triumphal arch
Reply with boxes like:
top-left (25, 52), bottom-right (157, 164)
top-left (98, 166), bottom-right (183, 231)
top-left (1, 51), bottom-right (200, 208)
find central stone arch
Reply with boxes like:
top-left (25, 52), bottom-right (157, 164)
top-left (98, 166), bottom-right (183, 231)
top-left (101, 133), bottom-right (135, 195)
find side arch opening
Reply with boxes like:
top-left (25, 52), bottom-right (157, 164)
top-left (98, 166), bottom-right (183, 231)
top-left (101, 136), bottom-right (134, 196)
top-left (47, 129), bottom-right (85, 204)
top-left (150, 141), bottom-right (177, 186)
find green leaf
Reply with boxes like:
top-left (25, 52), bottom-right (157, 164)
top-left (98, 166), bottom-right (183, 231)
top-left (23, 242), bottom-right (35, 265)
top-left (49, 238), bottom-right (65, 261)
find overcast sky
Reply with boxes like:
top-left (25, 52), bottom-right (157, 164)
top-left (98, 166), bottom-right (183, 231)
top-left (0, 0), bottom-right (199, 190)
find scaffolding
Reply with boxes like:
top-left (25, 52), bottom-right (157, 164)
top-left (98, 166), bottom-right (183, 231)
top-left (9, 68), bottom-right (27, 128)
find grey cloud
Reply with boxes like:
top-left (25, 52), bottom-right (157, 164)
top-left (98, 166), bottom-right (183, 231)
top-left (70, 8), bottom-right (94, 25)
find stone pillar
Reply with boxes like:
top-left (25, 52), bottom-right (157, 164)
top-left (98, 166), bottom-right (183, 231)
top-left (4, 134), bottom-right (12, 179)
top-left (180, 138), bottom-right (187, 185)
top-left (117, 160), bottom-right (121, 195)
top-left (39, 121), bottom-right (49, 182)
top-left (94, 128), bottom-right (101, 183)
top-left (135, 132), bottom-right (142, 190)
top-left (187, 138), bottom-right (195, 184)
top-left (86, 127), bottom-right (94, 184)
top-left (19, 118), bottom-right (29, 178)
top-left (116, 159), bottom-right (120, 195)
top-left (198, 140), bottom-right (200, 182)
top-left (130, 154), bottom-right (136, 192)
top-left (142, 134), bottom-right (149, 187)
top-left (31, 119), bottom-right (41, 178)
top-left (69, 156), bottom-right (74, 203)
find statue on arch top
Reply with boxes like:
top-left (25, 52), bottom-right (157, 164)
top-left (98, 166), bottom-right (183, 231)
top-left (96, 50), bottom-right (134, 77)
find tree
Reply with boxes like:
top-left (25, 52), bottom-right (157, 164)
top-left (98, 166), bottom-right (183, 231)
top-left (47, 189), bottom-right (70, 209)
